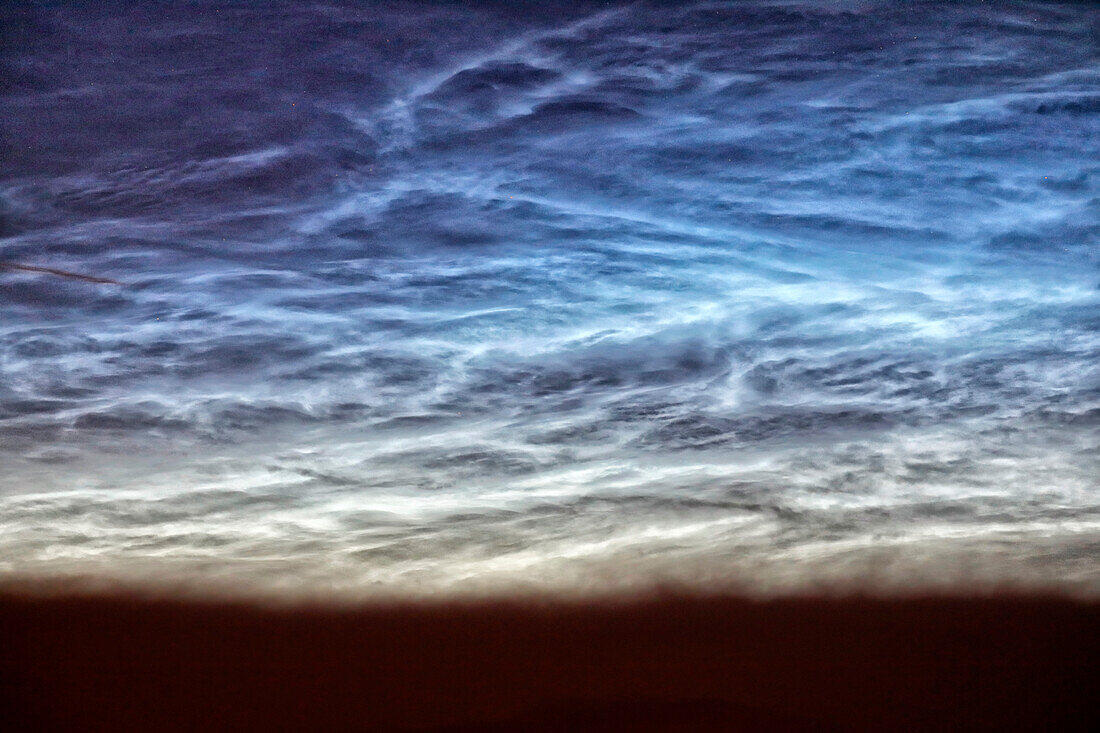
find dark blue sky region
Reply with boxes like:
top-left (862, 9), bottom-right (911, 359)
top-left (1, 1), bottom-right (1098, 596)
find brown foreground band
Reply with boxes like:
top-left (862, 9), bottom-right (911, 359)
top-left (2, 591), bottom-right (1098, 731)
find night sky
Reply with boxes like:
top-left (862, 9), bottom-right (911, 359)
top-left (1, 0), bottom-right (1099, 597)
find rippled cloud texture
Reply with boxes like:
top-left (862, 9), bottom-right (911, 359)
top-left (1, 0), bottom-right (1098, 596)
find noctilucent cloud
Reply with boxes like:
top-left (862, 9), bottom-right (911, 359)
top-left (1, 0), bottom-right (1098, 597)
